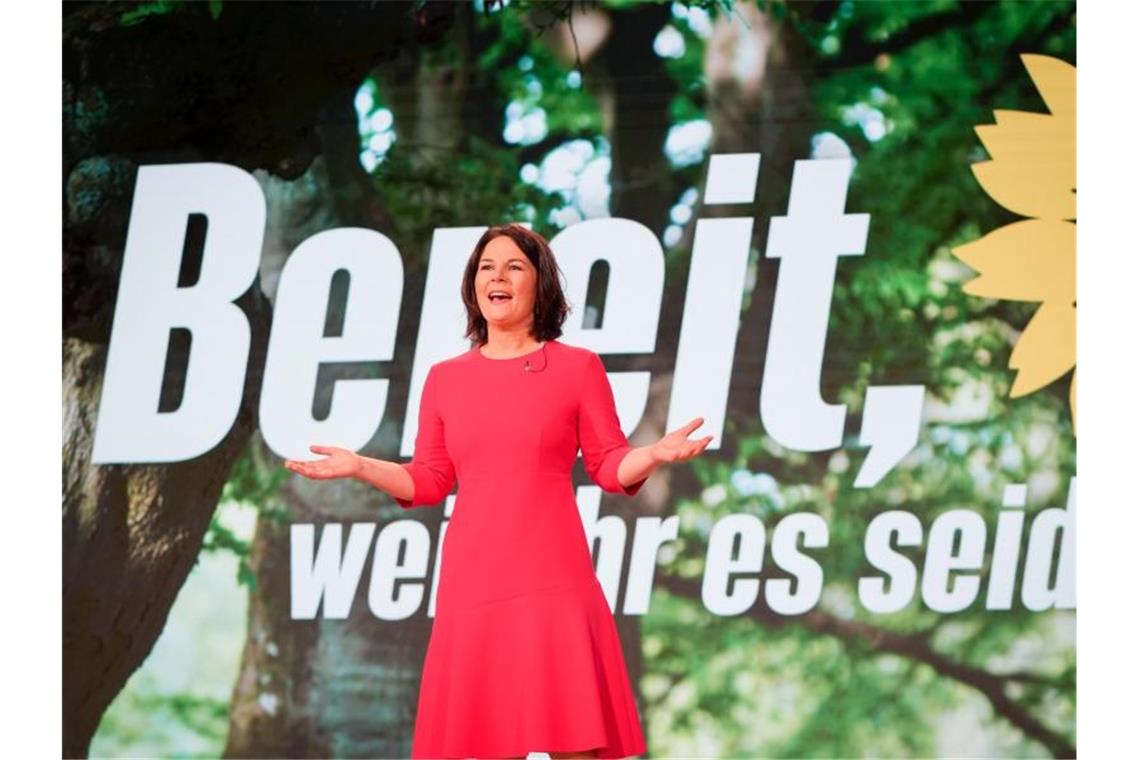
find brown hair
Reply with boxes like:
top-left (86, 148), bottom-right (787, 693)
top-left (461, 224), bottom-right (571, 346)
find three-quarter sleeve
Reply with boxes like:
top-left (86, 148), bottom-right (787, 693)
top-left (395, 366), bottom-right (456, 508)
top-left (577, 352), bottom-right (646, 496)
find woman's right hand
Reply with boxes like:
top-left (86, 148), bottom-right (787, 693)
top-left (284, 445), bottom-right (362, 480)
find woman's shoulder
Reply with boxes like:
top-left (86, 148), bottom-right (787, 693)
top-left (549, 340), bottom-right (615, 386)
top-left (552, 339), bottom-right (607, 367)
top-left (421, 346), bottom-right (479, 383)
top-left (543, 339), bottom-right (601, 369)
top-left (547, 338), bottom-right (590, 359)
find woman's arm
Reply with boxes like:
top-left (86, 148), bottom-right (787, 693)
top-left (616, 416), bottom-right (713, 489)
top-left (286, 365), bottom-right (456, 508)
top-left (285, 446), bottom-right (414, 503)
top-left (353, 454), bottom-right (415, 504)
top-left (578, 351), bottom-right (712, 495)
top-left (284, 447), bottom-right (430, 507)
top-left (615, 445), bottom-right (661, 492)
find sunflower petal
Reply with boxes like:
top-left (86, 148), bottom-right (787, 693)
top-left (953, 219), bottom-right (1075, 303)
top-left (1022, 54), bottom-right (1075, 120)
top-left (1008, 299), bottom-right (1075, 397)
top-left (970, 55), bottom-right (1075, 220)
top-left (972, 116), bottom-right (1074, 220)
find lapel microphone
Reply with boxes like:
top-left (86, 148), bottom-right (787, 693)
top-left (523, 342), bottom-right (548, 373)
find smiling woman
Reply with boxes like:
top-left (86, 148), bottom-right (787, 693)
top-left (460, 223), bottom-right (571, 357)
top-left (285, 222), bottom-right (712, 758)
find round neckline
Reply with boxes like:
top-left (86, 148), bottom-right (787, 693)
top-left (476, 340), bottom-right (550, 361)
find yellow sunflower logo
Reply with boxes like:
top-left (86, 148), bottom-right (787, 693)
top-left (952, 54), bottom-right (1076, 431)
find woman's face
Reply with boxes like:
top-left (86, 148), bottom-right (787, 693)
top-left (474, 236), bottom-right (538, 335)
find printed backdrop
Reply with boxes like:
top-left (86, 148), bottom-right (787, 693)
top-left (63, 1), bottom-right (1076, 757)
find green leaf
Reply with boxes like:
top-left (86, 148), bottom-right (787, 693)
top-left (118, 0), bottom-right (182, 27)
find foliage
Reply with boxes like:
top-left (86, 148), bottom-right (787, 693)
top-left (642, 1), bottom-right (1077, 755)
top-left (91, 547), bottom-right (250, 759)
top-left (95, 688), bottom-right (229, 753)
top-left (372, 134), bottom-right (567, 243)
top-left (118, 1), bottom-right (185, 28)
top-left (117, 0), bottom-right (223, 25)
top-left (201, 440), bottom-right (291, 588)
top-left (90, 0), bottom-right (1077, 756)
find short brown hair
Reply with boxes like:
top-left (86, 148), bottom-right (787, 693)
top-left (461, 224), bottom-right (571, 346)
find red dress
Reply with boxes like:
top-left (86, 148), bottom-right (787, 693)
top-left (395, 338), bottom-right (648, 759)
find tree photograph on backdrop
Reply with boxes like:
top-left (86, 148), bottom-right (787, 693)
top-left (63, 1), bottom-right (1075, 757)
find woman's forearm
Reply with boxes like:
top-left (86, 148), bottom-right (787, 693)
top-left (352, 454), bottom-right (415, 503)
top-left (617, 445), bottom-right (661, 490)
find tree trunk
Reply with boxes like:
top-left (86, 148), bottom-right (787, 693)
top-left (62, 291), bottom-right (269, 756)
top-left (62, 3), bottom-right (443, 755)
top-left (548, 6), bottom-right (680, 755)
top-left (703, 3), bottom-right (821, 465)
top-left (584, 7), bottom-right (820, 753)
top-left (223, 13), bottom-right (477, 755)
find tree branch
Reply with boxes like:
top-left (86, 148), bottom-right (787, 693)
top-left (654, 572), bottom-right (1075, 758)
top-left (818, 1), bottom-right (992, 73)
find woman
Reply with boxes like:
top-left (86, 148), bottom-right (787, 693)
top-left (285, 224), bottom-right (712, 759)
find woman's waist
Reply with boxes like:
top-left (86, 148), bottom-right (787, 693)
top-left (456, 468), bottom-right (572, 486)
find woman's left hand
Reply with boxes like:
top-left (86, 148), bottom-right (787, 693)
top-left (650, 417), bottom-right (713, 463)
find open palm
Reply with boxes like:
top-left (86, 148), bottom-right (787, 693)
top-left (652, 417), bottom-right (713, 463)
top-left (284, 445), bottom-right (360, 480)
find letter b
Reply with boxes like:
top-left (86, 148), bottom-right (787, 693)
top-left (92, 163), bottom-right (264, 463)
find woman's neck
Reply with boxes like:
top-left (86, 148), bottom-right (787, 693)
top-left (481, 330), bottom-right (544, 359)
